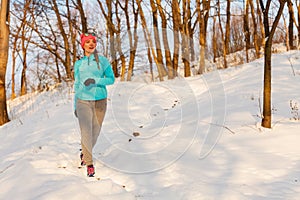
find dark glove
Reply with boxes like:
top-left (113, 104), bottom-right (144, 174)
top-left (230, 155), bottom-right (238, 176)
top-left (74, 110), bottom-right (78, 118)
top-left (84, 78), bottom-right (95, 86)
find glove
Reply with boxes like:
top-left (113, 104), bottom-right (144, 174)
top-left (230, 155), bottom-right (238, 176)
top-left (84, 78), bottom-right (95, 86)
top-left (74, 110), bottom-right (78, 118)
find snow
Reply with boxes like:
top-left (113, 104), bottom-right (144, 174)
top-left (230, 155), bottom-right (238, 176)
top-left (1, 50), bottom-right (300, 199)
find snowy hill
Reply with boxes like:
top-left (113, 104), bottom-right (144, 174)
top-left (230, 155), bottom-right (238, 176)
top-left (1, 51), bottom-right (300, 200)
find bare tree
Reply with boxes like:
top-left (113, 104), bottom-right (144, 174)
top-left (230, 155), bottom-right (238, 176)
top-left (197, 0), bottom-right (210, 74)
top-left (50, 0), bottom-right (72, 79)
top-left (282, 10), bottom-right (290, 50)
top-left (10, 0), bottom-right (35, 96)
top-left (244, 0), bottom-right (250, 63)
top-left (136, 0), bottom-right (157, 81)
top-left (181, 0), bottom-right (191, 77)
top-left (171, 0), bottom-right (181, 76)
top-left (225, 0), bottom-right (231, 54)
top-left (157, 0), bottom-right (173, 79)
top-left (150, 0), bottom-right (167, 80)
top-left (212, 7), bottom-right (217, 63)
top-left (118, 0), bottom-right (139, 81)
top-left (97, 0), bottom-right (119, 77)
top-left (287, 0), bottom-right (297, 50)
top-left (0, 0), bottom-right (10, 125)
top-left (256, 0), bottom-right (265, 48)
top-left (76, 0), bottom-right (87, 33)
top-left (10, 1), bottom-right (27, 99)
top-left (114, 1), bottom-right (126, 81)
top-left (217, 0), bottom-right (227, 68)
top-left (19, 15), bottom-right (33, 96)
top-left (260, 0), bottom-right (287, 128)
top-left (249, 0), bottom-right (260, 58)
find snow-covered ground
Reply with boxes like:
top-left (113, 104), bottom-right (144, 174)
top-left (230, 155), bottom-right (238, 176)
top-left (1, 50), bottom-right (300, 199)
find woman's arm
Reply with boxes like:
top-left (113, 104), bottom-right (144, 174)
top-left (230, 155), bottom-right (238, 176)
top-left (94, 57), bottom-right (115, 86)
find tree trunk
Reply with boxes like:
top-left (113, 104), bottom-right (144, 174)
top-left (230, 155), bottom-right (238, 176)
top-left (123, 0), bottom-right (139, 81)
top-left (10, 19), bottom-right (22, 99)
top-left (157, 0), bottom-right (173, 79)
top-left (282, 13), bottom-right (290, 51)
top-left (217, 0), bottom-right (227, 68)
top-left (225, 0), bottom-right (231, 54)
top-left (197, 0), bottom-right (210, 74)
top-left (244, 0), bottom-right (250, 63)
top-left (261, 0), bottom-right (287, 128)
top-left (11, 48), bottom-right (17, 99)
top-left (51, 0), bottom-right (72, 79)
top-left (172, 0), bottom-right (180, 76)
top-left (114, 2), bottom-right (126, 81)
top-left (136, 0), bottom-right (158, 81)
top-left (77, 0), bottom-right (87, 33)
top-left (182, 0), bottom-right (191, 77)
top-left (150, 0), bottom-right (167, 80)
top-left (0, 0), bottom-right (10, 125)
top-left (249, 0), bottom-right (260, 58)
top-left (212, 11), bottom-right (217, 63)
top-left (66, 0), bottom-right (77, 77)
top-left (10, 0), bottom-right (31, 98)
top-left (262, 38), bottom-right (272, 128)
top-left (20, 34), bottom-right (27, 95)
top-left (287, 0), bottom-right (296, 50)
top-left (256, 0), bottom-right (265, 48)
top-left (97, 0), bottom-right (119, 77)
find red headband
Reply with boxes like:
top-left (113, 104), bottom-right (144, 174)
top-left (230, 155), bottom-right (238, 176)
top-left (80, 34), bottom-right (97, 48)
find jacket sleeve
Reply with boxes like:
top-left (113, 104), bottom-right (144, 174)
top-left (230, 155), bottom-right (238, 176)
top-left (94, 57), bottom-right (115, 86)
top-left (73, 61), bottom-right (80, 111)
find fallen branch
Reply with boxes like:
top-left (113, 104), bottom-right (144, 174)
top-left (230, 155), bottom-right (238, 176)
top-left (199, 121), bottom-right (235, 134)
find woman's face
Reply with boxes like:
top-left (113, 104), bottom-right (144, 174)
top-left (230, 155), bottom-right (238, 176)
top-left (83, 39), bottom-right (96, 55)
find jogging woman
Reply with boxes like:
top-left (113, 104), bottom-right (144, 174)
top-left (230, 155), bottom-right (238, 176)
top-left (73, 33), bottom-right (115, 177)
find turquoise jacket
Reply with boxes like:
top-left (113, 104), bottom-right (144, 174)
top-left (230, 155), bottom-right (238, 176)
top-left (73, 54), bottom-right (115, 110)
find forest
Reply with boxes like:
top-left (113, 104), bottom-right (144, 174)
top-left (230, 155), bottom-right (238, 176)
top-left (0, 0), bottom-right (299, 126)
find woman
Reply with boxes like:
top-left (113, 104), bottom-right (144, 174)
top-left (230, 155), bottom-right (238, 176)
top-left (73, 33), bottom-right (115, 177)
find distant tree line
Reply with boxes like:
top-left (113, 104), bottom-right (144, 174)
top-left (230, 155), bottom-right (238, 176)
top-left (6, 0), bottom-right (299, 95)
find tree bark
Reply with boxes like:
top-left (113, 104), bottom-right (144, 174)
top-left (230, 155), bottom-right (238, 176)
top-left (249, 0), bottom-right (260, 58)
top-left (157, 0), bottom-right (173, 79)
top-left (257, 0), bottom-right (265, 48)
top-left (172, 0), bottom-right (180, 76)
top-left (287, 0), bottom-right (296, 50)
top-left (182, 0), bottom-right (191, 77)
top-left (114, 2), bottom-right (126, 81)
top-left (150, 0), bottom-right (167, 80)
top-left (20, 27), bottom-right (28, 96)
top-left (97, 0), bottom-right (119, 77)
top-left (244, 0), bottom-right (250, 63)
top-left (225, 0), bottom-right (231, 54)
top-left (76, 0), bottom-right (87, 33)
top-left (136, 0), bottom-right (158, 81)
top-left (0, 0), bottom-right (10, 125)
top-left (260, 0), bottom-right (287, 128)
top-left (212, 10), bottom-right (217, 63)
top-left (217, 0), bottom-right (227, 68)
top-left (197, 0), bottom-right (210, 74)
top-left (120, 0), bottom-right (139, 81)
top-left (51, 0), bottom-right (72, 79)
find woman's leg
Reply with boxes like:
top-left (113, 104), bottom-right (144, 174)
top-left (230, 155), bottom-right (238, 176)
top-left (77, 100), bottom-right (94, 166)
top-left (92, 98), bottom-right (107, 147)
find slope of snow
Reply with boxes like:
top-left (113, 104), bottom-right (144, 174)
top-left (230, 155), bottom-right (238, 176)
top-left (1, 50), bottom-right (300, 199)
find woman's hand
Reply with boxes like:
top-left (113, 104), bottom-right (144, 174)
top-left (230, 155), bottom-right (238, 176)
top-left (84, 78), bottom-right (95, 86)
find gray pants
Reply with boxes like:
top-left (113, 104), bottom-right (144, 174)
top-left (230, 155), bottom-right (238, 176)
top-left (77, 98), bottom-right (107, 166)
